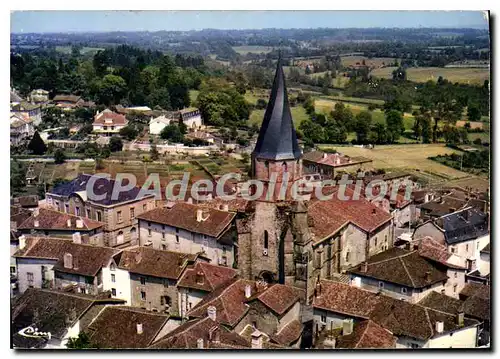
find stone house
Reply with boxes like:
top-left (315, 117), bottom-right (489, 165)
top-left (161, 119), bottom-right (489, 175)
top-left (10, 113), bottom-right (34, 146)
top-left (28, 89), bottom-right (50, 104)
top-left (347, 244), bottom-right (468, 302)
top-left (16, 208), bottom-right (105, 246)
top-left (11, 101), bottom-right (42, 126)
top-left (186, 279), bottom-right (304, 348)
top-left (413, 207), bottom-right (489, 271)
top-left (14, 236), bottom-right (119, 295)
top-left (302, 150), bottom-right (372, 179)
top-left (312, 280), bottom-right (480, 348)
top-left (117, 246), bottom-right (204, 315)
top-left (92, 109), bottom-right (128, 136)
top-left (45, 174), bottom-right (156, 247)
top-left (137, 203), bottom-right (236, 267)
top-left (177, 261), bottom-right (237, 317)
top-left (11, 288), bottom-right (125, 349)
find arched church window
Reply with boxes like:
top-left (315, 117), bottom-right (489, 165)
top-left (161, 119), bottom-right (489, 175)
top-left (264, 230), bottom-right (269, 249)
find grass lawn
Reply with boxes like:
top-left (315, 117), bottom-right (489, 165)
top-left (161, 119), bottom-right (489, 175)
top-left (244, 89), bottom-right (269, 105)
top-left (189, 90), bottom-right (199, 104)
top-left (232, 46), bottom-right (273, 55)
top-left (317, 144), bottom-right (470, 179)
top-left (249, 106), bottom-right (309, 127)
top-left (370, 66), bottom-right (490, 85)
top-left (468, 132), bottom-right (491, 143)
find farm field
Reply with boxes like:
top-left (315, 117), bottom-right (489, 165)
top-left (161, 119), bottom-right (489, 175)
top-left (232, 46), bottom-right (273, 55)
top-left (249, 106), bottom-right (309, 127)
top-left (340, 56), bottom-right (398, 68)
top-left (468, 132), bottom-right (490, 143)
top-left (309, 71), bottom-right (350, 88)
top-left (370, 66), bottom-right (490, 85)
top-left (318, 144), bottom-right (470, 180)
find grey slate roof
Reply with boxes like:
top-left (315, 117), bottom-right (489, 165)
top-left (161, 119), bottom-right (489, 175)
top-left (252, 57), bottom-right (302, 161)
top-left (436, 207), bottom-right (489, 244)
top-left (48, 173), bottom-right (153, 206)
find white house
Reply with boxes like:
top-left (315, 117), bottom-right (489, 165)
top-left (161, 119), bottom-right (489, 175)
top-left (10, 113), bottom-right (34, 146)
top-left (149, 115), bottom-right (174, 135)
top-left (92, 109), bottom-right (128, 136)
top-left (137, 202), bottom-right (237, 268)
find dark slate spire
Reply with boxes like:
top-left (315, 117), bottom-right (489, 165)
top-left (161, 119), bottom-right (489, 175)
top-left (252, 56), bottom-right (302, 161)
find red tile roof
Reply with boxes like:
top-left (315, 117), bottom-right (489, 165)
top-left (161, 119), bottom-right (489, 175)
top-left (335, 320), bottom-right (396, 349)
top-left (349, 247), bottom-right (449, 288)
top-left (247, 284), bottom-right (304, 316)
top-left (270, 320), bottom-right (303, 346)
top-left (177, 262), bottom-right (237, 292)
top-left (87, 306), bottom-right (169, 348)
top-left (118, 246), bottom-right (197, 280)
top-left (308, 187), bottom-right (392, 241)
top-left (137, 202), bottom-right (236, 238)
top-left (149, 317), bottom-right (250, 349)
top-left (417, 237), bottom-right (466, 269)
top-left (92, 109), bottom-right (128, 126)
top-left (314, 280), bottom-right (479, 341)
top-left (14, 237), bottom-right (118, 276)
top-left (18, 208), bottom-right (104, 231)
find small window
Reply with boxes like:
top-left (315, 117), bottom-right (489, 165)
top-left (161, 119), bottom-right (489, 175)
top-left (374, 237), bottom-right (378, 246)
top-left (162, 225), bottom-right (165, 230)
top-left (65, 204), bottom-right (69, 213)
top-left (176, 228), bottom-right (179, 234)
top-left (401, 287), bottom-right (407, 294)
top-left (86, 208), bottom-right (91, 218)
top-left (110, 263), bottom-right (116, 271)
top-left (141, 291), bottom-right (146, 300)
top-left (10, 267), bottom-right (15, 274)
top-left (454, 272), bottom-right (458, 278)
top-left (97, 211), bottom-right (102, 222)
top-left (111, 288), bottom-right (116, 296)
top-left (222, 246), bottom-right (226, 254)
top-left (176, 235), bottom-right (180, 243)
top-left (451, 247), bottom-right (456, 253)
top-left (140, 277), bottom-right (146, 285)
top-left (453, 284), bottom-right (457, 293)
top-left (148, 229), bottom-right (152, 237)
top-left (320, 315), bottom-right (327, 324)
top-left (163, 279), bottom-right (169, 288)
top-left (111, 274), bottom-right (116, 283)
top-left (379, 282), bottom-right (384, 289)
top-left (80, 288), bottom-right (86, 294)
top-left (263, 230), bottom-right (269, 249)
top-left (162, 232), bottom-right (165, 239)
top-left (188, 302), bottom-right (192, 310)
top-left (466, 244), bottom-right (469, 251)
top-left (345, 251), bottom-right (350, 262)
top-left (161, 244), bottom-right (167, 251)
top-left (143, 204), bottom-right (147, 212)
top-left (117, 211), bottom-right (123, 223)
top-left (385, 235), bottom-right (388, 243)
top-left (75, 207), bottom-right (80, 216)
top-left (441, 289), bottom-right (446, 294)
top-left (252, 321), bottom-right (258, 329)
top-left (130, 207), bottom-right (135, 219)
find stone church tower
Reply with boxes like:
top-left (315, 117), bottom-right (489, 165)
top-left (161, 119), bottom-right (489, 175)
top-left (238, 57), bottom-right (315, 301)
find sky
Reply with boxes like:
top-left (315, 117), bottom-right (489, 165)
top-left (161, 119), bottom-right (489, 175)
top-left (11, 11), bottom-right (489, 33)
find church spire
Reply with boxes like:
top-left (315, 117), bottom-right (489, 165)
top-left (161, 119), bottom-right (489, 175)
top-left (252, 55), bottom-right (302, 161)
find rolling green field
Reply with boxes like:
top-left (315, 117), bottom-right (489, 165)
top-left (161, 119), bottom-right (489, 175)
top-left (232, 46), bottom-right (273, 55)
top-left (370, 66), bottom-right (490, 85)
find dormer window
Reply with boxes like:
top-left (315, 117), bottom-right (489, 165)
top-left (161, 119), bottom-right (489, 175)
top-left (282, 162), bottom-right (288, 173)
top-left (264, 230), bottom-right (269, 249)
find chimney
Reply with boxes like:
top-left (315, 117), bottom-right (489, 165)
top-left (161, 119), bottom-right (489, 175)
top-left (196, 209), bottom-right (203, 222)
top-left (33, 208), bottom-right (39, 217)
top-left (322, 152), bottom-right (328, 159)
top-left (34, 220), bottom-right (40, 228)
top-left (315, 281), bottom-right (322, 298)
top-left (76, 219), bottom-right (84, 228)
top-left (19, 235), bottom-right (26, 250)
top-left (245, 284), bottom-right (252, 299)
top-left (136, 323), bottom-right (143, 334)
top-left (361, 262), bottom-right (368, 272)
top-left (187, 198), bottom-right (193, 204)
top-left (251, 330), bottom-right (263, 349)
top-left (63, 252), bottom-right (73, 269)
top-left (207, 306), bottom-right (216, 321)
top-left (435, 321), bottom-right (444, 333)
top-left (72, 232), bottom-right (81, 244)
top-left (222, 204), bottom-right (229, 212)
top-left (342, 319), bottom-right (354, 336)
top-left (197, 338), bottom-right (204, 349)
top-left (425, 271), bottom-right (431, 281)
top-left (67, 219), bottom-right (72, 228)
top-left (457, 311), bottom-right (464, 326)
top-left (208, 326), bottom-right (220, 343)
top-left (196, 271), bottom-right (205, 285)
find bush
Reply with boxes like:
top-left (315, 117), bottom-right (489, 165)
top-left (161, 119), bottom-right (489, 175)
top-left (53, 149), bottom-right (66, 164)
top-left (473, 138), bottom-right (482, 146)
